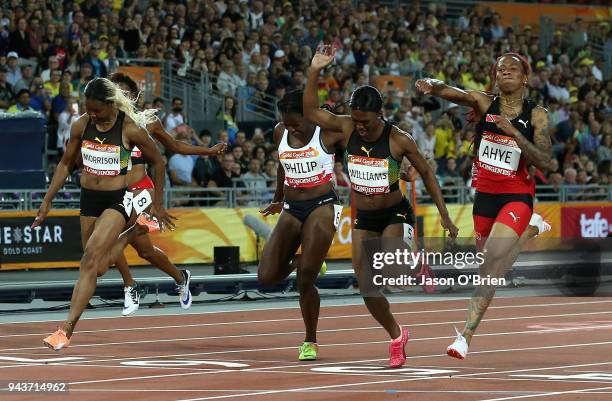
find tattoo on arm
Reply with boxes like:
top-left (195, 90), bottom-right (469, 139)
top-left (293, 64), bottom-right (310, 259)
top-left (514, 108), bottom-right (553, 172)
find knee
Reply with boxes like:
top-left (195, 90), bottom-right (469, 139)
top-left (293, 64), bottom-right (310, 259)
top-left (257, 265), bottom-right (276, 286)
top-left (296, 266), bottom-right (319, 293)
top-left (136, 246), bottom-right (156, 261)
top-left (296, 275), bottom-right (316, 294)
top-left (97, 265), bottom-right (109, 277)
top-left (81, 249), bottom-right (101, 273)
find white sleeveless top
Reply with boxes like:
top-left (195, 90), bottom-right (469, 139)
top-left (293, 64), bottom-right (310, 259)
top-left (278, 126), bottom-right (335, 188)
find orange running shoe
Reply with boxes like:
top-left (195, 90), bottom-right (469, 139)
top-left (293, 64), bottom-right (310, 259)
top-left (43, 328), bottom-right (71, 351)
top-left (136, 213), bottom-right (160, 233)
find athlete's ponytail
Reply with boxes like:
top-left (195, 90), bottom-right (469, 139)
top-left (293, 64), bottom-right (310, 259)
top-left (108, 72), bottom-right (139, 100)
top-left (84, 77), bottom-right (156, 128)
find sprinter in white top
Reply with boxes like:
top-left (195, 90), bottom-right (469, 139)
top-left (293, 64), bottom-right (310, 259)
top-left (258, 90), bottom-right (345, 361)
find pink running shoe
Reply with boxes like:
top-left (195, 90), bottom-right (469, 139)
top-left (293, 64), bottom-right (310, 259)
top-left (389, 327), bottom-right (409, 368)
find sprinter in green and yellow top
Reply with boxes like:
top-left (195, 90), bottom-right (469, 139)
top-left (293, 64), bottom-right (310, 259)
top-left (304, 44), bottom-right (458, 369)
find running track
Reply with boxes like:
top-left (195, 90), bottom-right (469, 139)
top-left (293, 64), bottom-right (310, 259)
top-left (1, 297), bottom-right (612, 401)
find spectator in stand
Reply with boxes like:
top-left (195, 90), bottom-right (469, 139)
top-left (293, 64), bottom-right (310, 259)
top-left (40, 56), bottom-right (60, 83)
top-left (168, 136), bottom-right (198, 188)
top-left (0, 65), bottom-right (14, 111)
top-left (6, 51), bottom-right (21, 88)
top-left (44, 69), bottom-right (62, 97)
top-left (217, 61), bottom-right (242, 97)
top-left (9, 18), bottom-right (33, 59)
top-left (56, 96), bottom-right (79, 153)
top-left (82, 41), bottom-right (107, 77)
top-left (7, 89), bottom-right (34, 113)
top-left (27, 76), bottom-right (47, 110)
top-left (12, 64), bottom-right (33, 93)
top-left (208, 153), bottom-right (240, 206)
top-left (164, 97), bottom-right (186, 132)
top-left (241, 158), bottom-right (267, 206)
top-left (217, 96), bottom-right (239, 143)
top-left (51, 82), bottom-right (72, 123)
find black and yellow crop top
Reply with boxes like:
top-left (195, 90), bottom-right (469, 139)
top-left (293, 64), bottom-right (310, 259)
top-left (345, 121), bottom-right (401, 195)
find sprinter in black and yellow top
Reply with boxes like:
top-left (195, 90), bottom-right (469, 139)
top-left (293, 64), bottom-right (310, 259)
top-left (32, 77), bottom-right (174, 351)
top-left (304, 45), bottom-right (458, 369)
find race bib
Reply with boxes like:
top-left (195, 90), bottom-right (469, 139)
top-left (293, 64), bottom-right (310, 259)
top-left (122, 191), bottom-right (134, 216)
top-left (81, 140), bottom-right (121, 176)
top-left (280, 147), bottom-right (329, 187)
top-left (333, 204), bottom-right (343, 230)
top-left (478, 132), bottom-right (521, 176)
top-left (347, 155), bottom-right (389, 195)
top-left (133, 190), bottom-right (153, 215)
top-left (403, 223), bottom-right (415, 249)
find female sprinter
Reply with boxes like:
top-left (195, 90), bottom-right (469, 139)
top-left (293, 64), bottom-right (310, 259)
top-left (415, 52), bottom-right (553, 359)
top-left (257, 89), bottom-right (345, 361)
top-left (33, 77), bottom-right (174, 350)
top-left (109, 72), bottom-right (227, 315)
top-left (305, 45), bottom-right (458, 368)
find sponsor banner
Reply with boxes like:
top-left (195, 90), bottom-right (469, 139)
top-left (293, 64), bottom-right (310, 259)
top-left (479, 3), bottom-right (610, 28)
top-left (0, 202), bottom-right (609, 269)
top-left (0, 211), bottom-right (82, 270)
top-left (561, 203), bottom-right (612, 239)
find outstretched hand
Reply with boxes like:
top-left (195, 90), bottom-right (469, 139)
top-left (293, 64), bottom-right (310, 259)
top-left (310, 44), bottom-right (336, 70)
top-left (259, 202), bottom-right (283, 216)
top-left (210, 142), bottom-right (228, 155)
top-left (415, 78), bottom-right (434, 95)
top-left (31, 200), bottom-right (50, 228)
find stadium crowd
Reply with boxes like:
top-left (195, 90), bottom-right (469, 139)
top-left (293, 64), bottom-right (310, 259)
top-left (0, 0), bottom-right (609, 204)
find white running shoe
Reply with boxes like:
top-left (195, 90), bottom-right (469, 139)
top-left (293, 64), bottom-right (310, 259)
top-left (529, 213), bottom-right (551, 236)
top-left (178, 270), bottom-right (192, 309)
top-left (447, 327), bottom-right (468, 360)
top-left (122, 285), bottom-right (140, 316)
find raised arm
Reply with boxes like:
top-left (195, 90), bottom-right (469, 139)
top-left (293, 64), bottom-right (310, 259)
top-left (415, 78), bottom-right (492, 117)
top-left (494, 106), bottom-right (554, 172)
top-left (148, 118), bottom-right (227, 156)
top-left (392, 129), bottom-right (458, 239)
top-left (304, 45), bottom-right (352, 133)
top-left (125, 121), bottom-right (176, 229)
top-left (32, 115), bottom-right (86, 228)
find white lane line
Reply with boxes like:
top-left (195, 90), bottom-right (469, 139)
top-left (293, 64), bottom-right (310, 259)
top-left (4, 308), bottom-right (612, 339)
top-left (478, 386), bottom-right (612, 401)
top-left (3, 310), bottom-right (611, 353)
top-left (1, 298), bottom-right (610, 325)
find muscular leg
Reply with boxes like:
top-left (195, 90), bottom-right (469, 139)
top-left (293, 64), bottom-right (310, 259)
top-left (257, 212), bottom-right (302, 286)
top-left (105, 222), bottom-right (149, 269)
top-left (353, 228), bottom-right (402, 340)
top-left (297, 205), bottom-right (336, 343)
top-left (500, 224), bottom-right (539, 272)
top-left (63, 210), bottom-right (129, 337)
top-left (115, 253), bottom-right (135, 287)
top-left (462, 222), bottom-right (520, 345)
top-left (130, 233), bottom-right (183, 284)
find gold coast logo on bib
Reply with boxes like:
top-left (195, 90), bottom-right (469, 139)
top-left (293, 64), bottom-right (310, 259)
top-left (347, 155), bottom-right (390, 195)
top-left (280, 147), bottom-right (329, 187)
top-left (81, 140), bottom-right (121, 176)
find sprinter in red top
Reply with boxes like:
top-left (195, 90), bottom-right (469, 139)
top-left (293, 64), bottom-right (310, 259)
top-left (416, 53), bottom-right (554, 359)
